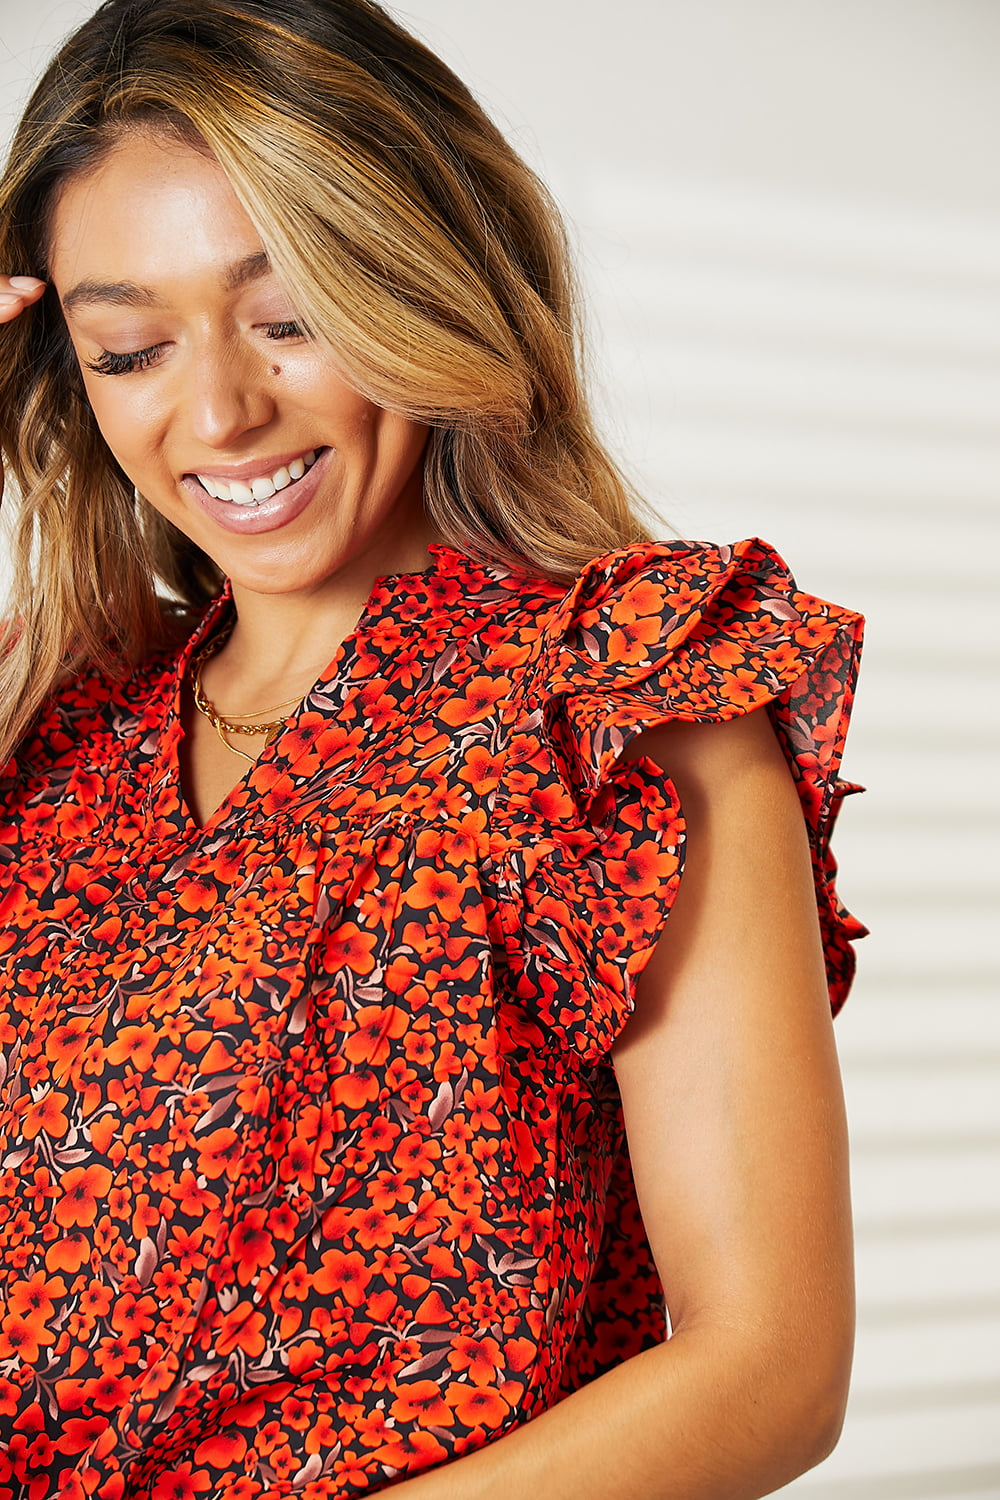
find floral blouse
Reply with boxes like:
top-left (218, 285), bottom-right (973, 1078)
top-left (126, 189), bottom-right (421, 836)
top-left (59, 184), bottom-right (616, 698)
top-left (0, 538), bottom-right (864, 1498)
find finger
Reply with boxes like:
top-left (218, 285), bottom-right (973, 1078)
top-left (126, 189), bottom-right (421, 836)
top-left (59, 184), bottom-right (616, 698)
top-left (0, 278), bottom-right (46, 323)
top-left (0, 293), bottom-right (29, 323)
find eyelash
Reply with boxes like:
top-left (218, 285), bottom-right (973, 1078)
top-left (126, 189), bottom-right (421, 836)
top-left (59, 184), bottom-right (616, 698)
top-left (86, 345), bottom-right (162, 377)
top-left (85, 321), bottom-right (306, 378)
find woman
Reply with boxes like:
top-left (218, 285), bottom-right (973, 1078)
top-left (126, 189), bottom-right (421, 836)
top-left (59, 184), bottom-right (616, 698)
top-left (0, 1), bottom-right (864, 1495)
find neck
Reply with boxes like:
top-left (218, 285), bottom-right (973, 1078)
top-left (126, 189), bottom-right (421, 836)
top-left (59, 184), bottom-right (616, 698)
top-left (198, 524), bottom-right (441, 712)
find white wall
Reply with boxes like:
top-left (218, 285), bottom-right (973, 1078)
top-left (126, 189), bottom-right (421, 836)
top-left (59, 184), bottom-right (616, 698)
top-left (3, 3), bottom-right (999, 1495)
top-left (400, 13), bottom-right (1000, 1497)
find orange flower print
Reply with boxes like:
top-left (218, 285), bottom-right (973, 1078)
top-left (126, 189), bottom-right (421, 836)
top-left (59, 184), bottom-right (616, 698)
top-left (19, 1089), bottom-right (70, 1141)
top-left (406, 865), bottom-right (468, 923)
top-left (390, 1381), bottom-right (454, 1428)
top-left (605, 839), bottom-right (675, 898)
top-left (458, 746), bottom-right (505, 794)
top-left (6, 1271), bottom-right (66, 1325)
top-left (605, 614), bottom-right (663, 665)
top-left (708, 637), bottom-right (746, 669)
top-left (215, 1305), bottom-right (267, 1359)
top-left (314, 1249), bottom-right (373, 1307)
top-left (62, 1416), bottom-right (112, 1456)
top-left (392, 1134), bottom-right (441, 1181)
top-left (53, 1164), bottom-right (113, 1228)
top-left (83, 1372), bottom-right (131, 1412)
top-left (192, 1434), bottom-right (248, 1468)
top-left (350, 1207), bottom-right (405, 1251)
top-left (44, 1232), bottom-right (90, 1272)
top-left (150, 1462), bottom-right (211, 1499)
top-left (609, 577), bottom-right (667, 624)
top-left (0, 1314), bottom-right (50, 1363)
top-left (228, 1211), bottom-right (276, 1286)
top-left (438, 675), bottom-right (512, 726)
top-left (447, 1334), bottom-right (504, 1384)
top-left (343, 1004), bottom-right (409, 1067)
top-left (106, 1024), bottom-right (158, 1070)
top-left (441, 1204), bottom-right (491, 1250)
top-left (196, 1128), bottom-right (242, 1180)
top-left (0, 539), bottom-right (863, 1494)
top-left (370, 1429), bottom-right (449, 1469)
top-left (720, 666), bottom-right (771, 708)
top-left (445, 1382), bottom-right (511, 1429)
top-left (176, 875), bottom-right (220, 914)
top-left (321, 921), bottom-right (379, 976)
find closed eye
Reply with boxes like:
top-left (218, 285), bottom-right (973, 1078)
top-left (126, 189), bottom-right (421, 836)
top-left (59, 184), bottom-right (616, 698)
top-left (262, 320), bottom-right (307, 340)
top-left (86, 344), bottom-right (164, 377)
top-left (84, 320), bottom-right (306, 377)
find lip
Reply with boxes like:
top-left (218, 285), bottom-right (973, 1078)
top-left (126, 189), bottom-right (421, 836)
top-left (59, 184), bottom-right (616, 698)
top-left (180, 446), bottom-right (332, 536)
top-left (185, 447), bottom-right (319, 484)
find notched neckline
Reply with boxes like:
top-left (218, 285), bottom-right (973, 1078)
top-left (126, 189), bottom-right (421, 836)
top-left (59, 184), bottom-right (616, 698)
top-left (155, 544), bottom-right (501, 838)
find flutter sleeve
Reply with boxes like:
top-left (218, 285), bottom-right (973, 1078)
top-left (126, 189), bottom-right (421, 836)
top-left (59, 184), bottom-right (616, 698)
top-left (499, 537), bottom-right (866, 1066)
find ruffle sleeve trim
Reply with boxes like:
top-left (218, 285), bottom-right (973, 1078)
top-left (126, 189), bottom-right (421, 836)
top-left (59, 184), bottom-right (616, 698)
top-left (496, 538), bottom-right (866, 1064)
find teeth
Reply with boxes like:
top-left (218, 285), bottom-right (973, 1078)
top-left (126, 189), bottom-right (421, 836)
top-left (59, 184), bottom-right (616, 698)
top-left (197, 449), bottom-right (320, 504)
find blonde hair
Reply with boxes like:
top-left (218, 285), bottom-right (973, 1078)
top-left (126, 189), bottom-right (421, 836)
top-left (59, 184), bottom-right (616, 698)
top-left (0, 0), bottom-right (652, 765)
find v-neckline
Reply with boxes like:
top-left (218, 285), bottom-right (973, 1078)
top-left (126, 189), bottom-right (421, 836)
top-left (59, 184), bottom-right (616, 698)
top-left (156, 546), bottom-right (461, 838)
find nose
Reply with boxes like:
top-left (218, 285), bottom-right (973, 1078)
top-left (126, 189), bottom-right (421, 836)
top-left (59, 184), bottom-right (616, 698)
top-left (187, 341), bottom-right (276, 450)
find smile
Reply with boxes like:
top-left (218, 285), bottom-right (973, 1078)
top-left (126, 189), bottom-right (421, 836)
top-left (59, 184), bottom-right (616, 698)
top-left (181, 445), bottom-right (333, 537)
top-left (194, 449), bottom-right (320, 505)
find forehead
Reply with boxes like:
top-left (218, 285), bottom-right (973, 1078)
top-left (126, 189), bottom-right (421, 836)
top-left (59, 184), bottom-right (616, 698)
top-left (48, 132), bottom-right (265, 295)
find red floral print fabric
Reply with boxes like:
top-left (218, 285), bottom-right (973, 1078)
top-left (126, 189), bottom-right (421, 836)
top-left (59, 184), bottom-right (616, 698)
top-left (0, 539), bottom-right (864, 1497)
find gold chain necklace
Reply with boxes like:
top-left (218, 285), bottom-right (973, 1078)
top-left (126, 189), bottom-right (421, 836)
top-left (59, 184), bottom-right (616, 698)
top-left (189, 623), bottom-right (303, 763)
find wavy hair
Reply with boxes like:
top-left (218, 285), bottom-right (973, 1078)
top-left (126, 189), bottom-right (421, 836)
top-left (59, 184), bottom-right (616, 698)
top-left (0, 0), bottom-right (652, 764)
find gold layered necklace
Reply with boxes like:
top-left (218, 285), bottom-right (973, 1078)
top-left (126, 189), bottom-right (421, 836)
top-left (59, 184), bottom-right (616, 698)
top-left (190, 623), bottom-right (303, 764)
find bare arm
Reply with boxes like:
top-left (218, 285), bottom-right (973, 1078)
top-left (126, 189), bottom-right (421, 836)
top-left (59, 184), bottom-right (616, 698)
top-left (393, 706), bottom-right (854, 1498)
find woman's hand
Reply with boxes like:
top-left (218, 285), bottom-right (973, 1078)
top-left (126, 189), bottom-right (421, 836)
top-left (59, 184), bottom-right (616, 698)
top-left (0, 275), bottom-right (46, 322)
top-left (0, 275), bottom-right (46, 499)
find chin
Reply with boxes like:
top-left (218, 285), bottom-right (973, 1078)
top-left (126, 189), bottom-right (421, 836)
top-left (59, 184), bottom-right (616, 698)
top-left (219, 547), bottom-right (351, 598)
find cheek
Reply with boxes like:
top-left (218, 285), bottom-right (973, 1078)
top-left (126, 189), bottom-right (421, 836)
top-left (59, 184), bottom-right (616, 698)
top-left (377, 414), bottom-right (428, 475)
top-left (80, 375), bottom-right (162, 472)
top-left (298, 356), bottom-right (383, 431)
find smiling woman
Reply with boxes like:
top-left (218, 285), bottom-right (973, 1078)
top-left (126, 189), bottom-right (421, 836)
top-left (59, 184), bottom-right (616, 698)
top-left (50, 133), bottom-right (431, 616)
top-left (0, 3), bottom-right (864, 1498)
top-left (0, 0), bottom-right (642, 771)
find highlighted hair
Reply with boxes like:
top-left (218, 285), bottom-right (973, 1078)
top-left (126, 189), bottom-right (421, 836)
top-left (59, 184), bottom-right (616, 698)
top-left (0, 0), bottom-right (652, 764)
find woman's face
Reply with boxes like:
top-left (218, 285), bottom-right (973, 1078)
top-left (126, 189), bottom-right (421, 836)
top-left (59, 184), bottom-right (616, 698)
top-left (48, 131), bottom-right (431, 600)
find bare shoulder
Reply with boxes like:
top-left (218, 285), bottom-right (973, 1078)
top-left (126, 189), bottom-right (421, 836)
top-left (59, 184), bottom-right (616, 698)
top-left (623, 707), bottom-right (807, 915)
top-left (614, 700), bottom-right (830, 1054)
top-left (624, 705), bottom-right (794, 798)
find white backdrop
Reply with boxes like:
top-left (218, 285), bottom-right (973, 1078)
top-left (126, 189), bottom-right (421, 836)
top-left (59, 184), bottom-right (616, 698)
top-left (2, 3), bottom-right (999, 1495)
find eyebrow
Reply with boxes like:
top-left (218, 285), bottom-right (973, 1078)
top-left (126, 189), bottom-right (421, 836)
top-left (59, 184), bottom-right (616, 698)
top-left (61, 250), bottom-right (273, 314)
